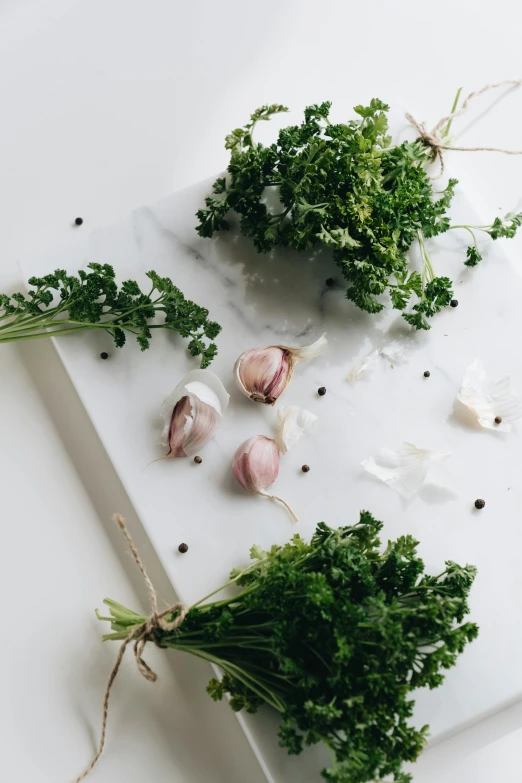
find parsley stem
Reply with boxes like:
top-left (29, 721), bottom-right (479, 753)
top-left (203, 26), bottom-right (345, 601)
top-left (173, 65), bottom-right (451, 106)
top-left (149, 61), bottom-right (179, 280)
top-left (0, 324), bottom-right (101, 342)
top-left (190, 566), bottom-right (260, 609)
top-left (166, 644), bottom-right (285, 711)
top-left (448, 224), bottom-right (478, 248)
top-left (417, 232), bottom-right (435, 283)
top-left (0, 292), bottom-right (168, 339)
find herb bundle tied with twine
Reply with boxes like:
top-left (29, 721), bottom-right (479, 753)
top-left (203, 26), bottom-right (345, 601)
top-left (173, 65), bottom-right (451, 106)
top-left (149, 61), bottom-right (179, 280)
top-left (196, 79), bottom-right (522, 331)
top-left (73, 512), bottom-right (477, 783)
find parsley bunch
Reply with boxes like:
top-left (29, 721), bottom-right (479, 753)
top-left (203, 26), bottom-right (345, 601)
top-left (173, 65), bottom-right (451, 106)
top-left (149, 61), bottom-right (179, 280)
top-left (101, 512), bottom-right (478, 782)
top-left (196, 100), bottom-right (522, 329)
top-left (0, 263), bottom-right (221, 366)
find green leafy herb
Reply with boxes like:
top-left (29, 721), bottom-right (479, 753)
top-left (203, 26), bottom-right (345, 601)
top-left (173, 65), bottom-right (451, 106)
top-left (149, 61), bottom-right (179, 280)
top-left (465, 246), bottom-right (482, 267)
top-left (0, 263), bottom-right (221, 366)
top-left (196, 99), bottom-right (522, 328)
top-left (487, 211), bottom-right (522, 240)
top-left (101, 512), bottom-right (478, 783)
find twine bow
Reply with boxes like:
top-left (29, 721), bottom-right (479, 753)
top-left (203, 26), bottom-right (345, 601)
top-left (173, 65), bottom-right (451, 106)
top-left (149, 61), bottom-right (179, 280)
top-left (406, 79), bottom-right (522, 177)
top-left (73, 514), bottom-right (188, 783)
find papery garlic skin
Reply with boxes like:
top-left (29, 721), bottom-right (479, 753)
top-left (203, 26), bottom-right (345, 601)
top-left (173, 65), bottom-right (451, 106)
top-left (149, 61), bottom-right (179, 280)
top-left (362, 442), bottom-right (451, 499)
top-left (275, 405), bottom-right (317, 455)
top-left (457, 358), bottom-right (522, 432)
top-left (235, 334), bottom-right (327, 405)
top-left (347, 340), bottom-right (409, 382)
top-left (159, 369), bottom-right (229, 458)
top-left (233, 436), bottom-right (280, 492)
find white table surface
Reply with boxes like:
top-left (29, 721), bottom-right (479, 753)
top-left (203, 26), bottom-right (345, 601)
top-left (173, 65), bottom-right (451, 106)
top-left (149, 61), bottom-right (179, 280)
top-left (2, 2), bottom-right (522, 781)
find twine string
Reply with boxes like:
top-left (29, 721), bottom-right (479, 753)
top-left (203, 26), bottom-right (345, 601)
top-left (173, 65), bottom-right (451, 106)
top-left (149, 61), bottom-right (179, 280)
top-left (406, 79), bottom-right (522, 176)
top-left (72, 514), bottom-right (188, 782)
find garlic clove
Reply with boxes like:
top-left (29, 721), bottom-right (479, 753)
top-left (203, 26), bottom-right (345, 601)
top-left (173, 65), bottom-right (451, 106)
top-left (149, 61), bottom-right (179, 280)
top-left (232, 435), bottom-right (299, 523)
top-left (236, 346), bottom-right (291, 405)
top-left (234, 333), bottom-right (327, 405)
top-left (275, 405), bottom-right (317, 455)
top-left (178, 394), bottom-right (220, 457)
top-left (159, 369), bottom-right (229, 458)
top-left (233, 435), bottom-right (280, 492)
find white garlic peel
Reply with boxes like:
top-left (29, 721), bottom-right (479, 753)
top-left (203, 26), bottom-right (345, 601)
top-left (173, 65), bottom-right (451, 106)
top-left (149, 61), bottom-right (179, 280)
top-left (457, 358), bottom-right (522, 432)
top-left (347, 348), bottom-right (380, 382)
top-left (234, 333), bottom-right (327, 405)
top-left (347, 340), bottom-right (409, 382)
top-left (275, 404), bottom-right (317, 455)
top-left (362, 442), bottom-right (451, 499)
top-left (283, 333), bottom-right (328, 360)
top-left (159, 369), bottom-right (230, 457)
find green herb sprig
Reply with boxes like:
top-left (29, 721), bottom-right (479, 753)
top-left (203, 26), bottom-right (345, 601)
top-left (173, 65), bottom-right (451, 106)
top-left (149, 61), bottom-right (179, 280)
top-left (0, 263), bottom-right (221, 366)
top-left (101, 512), bottom-right (478, 783)
top-left (196, 99), bottom-right (522, 330)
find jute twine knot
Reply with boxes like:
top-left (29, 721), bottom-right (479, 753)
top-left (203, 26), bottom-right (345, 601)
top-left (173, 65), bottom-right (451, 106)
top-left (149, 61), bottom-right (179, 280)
top-left (72, 514), bottom-right (188, 782)
top-left (406, 78), bottom-right (522, 177)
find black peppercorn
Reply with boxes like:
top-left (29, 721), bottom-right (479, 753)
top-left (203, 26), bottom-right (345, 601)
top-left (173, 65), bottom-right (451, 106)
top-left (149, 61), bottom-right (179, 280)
top-left (494, 415), bottom-right (502, 424)
top-left (100, 352), bottom-right (109, 360)
top-left (301, 464), bottom-right (310, 473)
top-left (178, 543), bottom-right (189, 553)
top-left (194, 455), bottom-right (202, 464)
top-left (318, 386), bottom-right (326, 396)
top-left (450, 299), bottom-right (459, 308)
top-left (474, 498), bottom-right (485, 510)
top-left (423, 370), bottom-right (430, 378)
top-left (325, 278), bottom-right (334, 287)
top-left (74, 217), bottom-right (83, 226)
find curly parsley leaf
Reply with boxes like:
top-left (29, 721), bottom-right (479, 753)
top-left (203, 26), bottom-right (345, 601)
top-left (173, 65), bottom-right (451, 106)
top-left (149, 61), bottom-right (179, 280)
top-left (465, 245), bottom-right (482, 267)
top-left (487, 211), bottom-right (522, 240)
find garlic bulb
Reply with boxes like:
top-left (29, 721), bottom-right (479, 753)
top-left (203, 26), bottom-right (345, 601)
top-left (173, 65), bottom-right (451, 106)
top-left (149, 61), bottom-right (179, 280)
top-left (159, 370), bottom-right (229, 457)
top-left (234, 334), bottom-right (327, 405)
top-left (232, 405), bottom-right (317, 522)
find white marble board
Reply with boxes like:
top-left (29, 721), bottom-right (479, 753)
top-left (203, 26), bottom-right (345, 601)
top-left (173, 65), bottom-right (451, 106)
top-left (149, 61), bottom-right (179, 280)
top-left (23, 139), bottom-right (522, 780)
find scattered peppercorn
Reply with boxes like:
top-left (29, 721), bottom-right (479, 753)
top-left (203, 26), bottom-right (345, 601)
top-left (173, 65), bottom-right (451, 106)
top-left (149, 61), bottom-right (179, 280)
top-left (178, 543), bottom-right (189, 553)
top-left (100, 352), bottom-right (109, 360)
top-left (301, 464), bottom-right (310, 473)
top-left (450, 299), bottom-right (459, 308)
top-left (74, 217), bottom-right (83, 226)
top-left (318, 386), bottom-right (326, 396)
top-left (194, 455), bottom-right (202, 464)
top-left (474, 498), bottom-right (485, 510)
top-left (494, 416), bottom-right (502, 424)
top-left (423, 370), bottom-right (430, 378)
top-left (325, 278), bottom-right (334, 286)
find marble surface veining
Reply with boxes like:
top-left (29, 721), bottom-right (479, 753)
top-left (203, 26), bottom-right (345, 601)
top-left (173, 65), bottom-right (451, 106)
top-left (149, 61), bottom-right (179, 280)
top-left (23, 160), bottom-right (522, 781)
